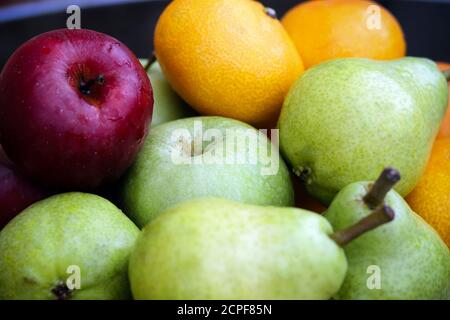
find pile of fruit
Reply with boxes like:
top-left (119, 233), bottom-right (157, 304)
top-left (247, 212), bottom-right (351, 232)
top-left (0, 0), bottom-right (449, 300)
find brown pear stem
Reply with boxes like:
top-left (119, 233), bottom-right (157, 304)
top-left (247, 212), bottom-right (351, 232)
top-left (363, 167), bottom-right (400, 209)
top-left (443, 70), bottom-right (450, 82)
top-left (144, 52), bottom-right (156, 72)
top-left (330, 205), bottom-right (395, 247)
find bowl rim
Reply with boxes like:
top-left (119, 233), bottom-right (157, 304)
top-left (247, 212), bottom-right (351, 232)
top-left (0, 0), bottom-right (169, 23)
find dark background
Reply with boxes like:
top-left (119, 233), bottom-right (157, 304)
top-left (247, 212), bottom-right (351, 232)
top-left (0, 0), bottom-right (450, 68)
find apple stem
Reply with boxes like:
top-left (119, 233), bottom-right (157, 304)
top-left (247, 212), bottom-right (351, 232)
top-left (443, 70), bottom-right (450, 82)
top-left (264, 7), bottom-right (277, 19)
top-left (330, 205), bottom-right (395, 247)
top-left (79, 75), bottom-right (104, 95)
top-left (363, 167), bottom-right (401, 209)
top-left (144, 52), bottom-right (157, 72)
top-left (51, 281), bottom-right (72, 300)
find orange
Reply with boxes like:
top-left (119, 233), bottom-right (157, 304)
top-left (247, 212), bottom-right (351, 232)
top-left (281, 0), bottom-right (406, 69)
top-left (406, 138), bottom-right (450, 248)
top-left (437, 62), bottom-right (450, 139)
top-left (154, 0), bottom-right (304, 127)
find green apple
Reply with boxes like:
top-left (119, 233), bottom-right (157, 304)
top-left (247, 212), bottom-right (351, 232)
top-left (0, 193), bottom-right (139, 300)
top-left (140, 59), bottom-right (195, 126)
top-left (121, 116), bottom-right (294, 228)
top-left (129, 197), bottom-right (347, 299)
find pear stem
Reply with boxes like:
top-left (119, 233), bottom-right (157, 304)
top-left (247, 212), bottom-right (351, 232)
top-left (330, 205), bottom-right (395, 247)
top-left (444, 70), bottom-right (450, 82)
top-left (144, 52), bottom-right (156, 72)
top-left (363, 167), bottom-right (401, 209)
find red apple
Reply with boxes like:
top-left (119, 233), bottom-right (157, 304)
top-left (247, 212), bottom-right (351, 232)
top-left (0, 144), bottom-right (11, 166)
top-left (0, 29), bottom-right (153, 189)
top-left (0, 145), bottom-right (47, 228)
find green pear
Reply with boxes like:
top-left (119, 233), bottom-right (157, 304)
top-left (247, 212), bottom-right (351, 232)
top-left (129, 197), bottom-right (346, 299)
top-left (278, 57), bottom-right (449, 204)
top-left (121, 116), bottom-right (294, 228)
top-left (324, 168), bottom-right (450, 300)
top-left (129, 197), bottom-right (394, 300)
top-left (0, 193), bottom-right (139, 300)
top-left (140, 59), bottom-right (195, 126)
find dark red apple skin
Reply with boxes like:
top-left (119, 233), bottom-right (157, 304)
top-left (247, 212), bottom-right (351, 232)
top-left (0, 146), bottom-right (47, 229)
top-left (0, 29), bottom-right (153, 189)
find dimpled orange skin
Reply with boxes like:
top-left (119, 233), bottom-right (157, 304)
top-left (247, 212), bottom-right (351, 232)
top-left (281, 0), bottom-right (406, 69)
top-left (154, 0), bottom-right (304, 127)
top-left (406, 139), bottom-right (450, 248)
top-left (437, 62), bottom-right (450, 139)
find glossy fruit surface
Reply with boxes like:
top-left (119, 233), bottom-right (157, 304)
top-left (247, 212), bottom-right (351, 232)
top-left (0, 193), bottom-right (139, 300)
top-left (0, 146), bottom-right (47, 229)
top-left (282, 0), bottom-right (406, 69)
top-left (325, 180), bottom-right (450, 299)
top-left (154, 0), bottom-right (303, 127)
top-left (406, 138), bottom-right (450, 248)
top-left (279, 57), bottom-right (448, 204)
top-left (140, 59), bottom-right (195, 127)
top-left (0, 29), bottom-right (153, 189)
top-left (129, 197), bottom-right (346, 300)
top-left (121, 116), bottom-right (294, 227)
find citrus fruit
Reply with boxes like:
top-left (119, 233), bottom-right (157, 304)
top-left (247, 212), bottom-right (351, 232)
top-left (281, 0), bottom-right (406, 69)
top-left (154, 0), bottom-right (304, 127)
top-left (406, 138), bottom-right (450, 248)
